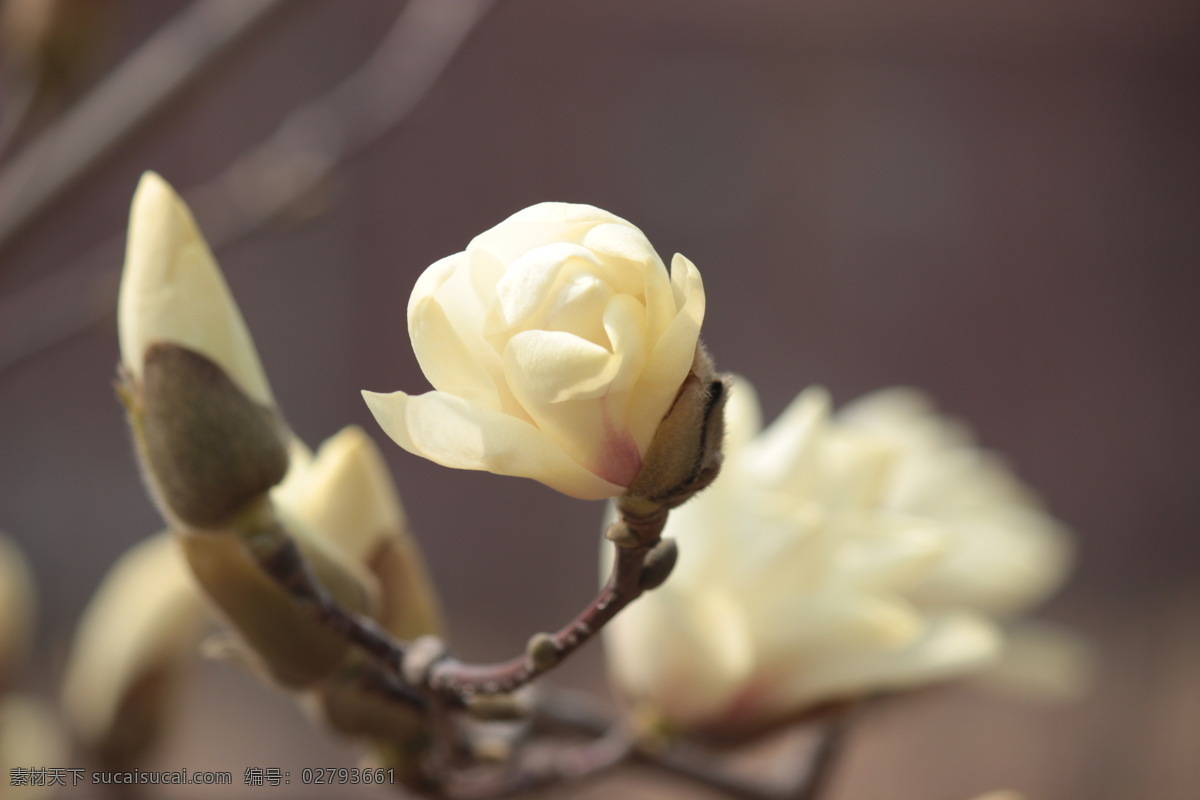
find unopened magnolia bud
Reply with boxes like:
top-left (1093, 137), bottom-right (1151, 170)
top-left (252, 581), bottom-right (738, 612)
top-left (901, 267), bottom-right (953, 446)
top-left (128, 343), bottom-right (289, 531)
top-left (625, 345), bottom-right (727, 508)
top-left (0, 533), bottom-right (34, 688)
top-left (61, 534), bottom-right (206, 766)
top-left (179, 512), bottom-right (377, 689)
top-left (638, 538), bottom-right (678, 591)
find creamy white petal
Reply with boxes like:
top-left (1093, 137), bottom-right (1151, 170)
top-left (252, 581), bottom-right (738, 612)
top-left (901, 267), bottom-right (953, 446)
top-left (411, 293), bottom-right (503, 410)
top-left (118, 172), bottom-right (272, 405)
top-left (277, 426), bottom-right (404, 563)
top-left (363, 389), bottom-right (624, 499)
top-left (626, 254), bottom-right (705, 450)
top-left (606, 586), bottom-right (751, 729)
top-left (469, 203), bottom-right (631, 266)
top-left (772, 611), bottom-right (1001, 711)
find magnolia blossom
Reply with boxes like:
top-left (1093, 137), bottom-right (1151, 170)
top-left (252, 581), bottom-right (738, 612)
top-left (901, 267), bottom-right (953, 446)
top-left (118, 171), bottom-right (273, 406)
top-left (605, 379), bottom-right (1070, 741)
top-left (363, 203), bottom-right (705, 500)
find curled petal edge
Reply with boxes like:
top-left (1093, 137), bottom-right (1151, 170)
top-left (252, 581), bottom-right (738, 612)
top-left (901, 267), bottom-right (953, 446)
top-left (362, 389), bottom-right (625, 500)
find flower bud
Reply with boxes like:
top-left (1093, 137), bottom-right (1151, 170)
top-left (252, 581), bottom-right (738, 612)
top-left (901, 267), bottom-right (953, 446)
top-left (116, 173), bottom-right (289, 531)
top-left (0, 533), bottom-right (34, 688)
top-left (118, 171), bottom-right (273, 406)
top-left (273, 426), bottom-right (443, 640)
top-left (363, 202), bottom-right (708, 500)
top-left (61, 534), bottom-right (206, 766)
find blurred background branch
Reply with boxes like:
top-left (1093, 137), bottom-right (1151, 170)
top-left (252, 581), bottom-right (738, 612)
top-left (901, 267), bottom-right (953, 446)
top-left (0, 0), bottom-right (494, 375)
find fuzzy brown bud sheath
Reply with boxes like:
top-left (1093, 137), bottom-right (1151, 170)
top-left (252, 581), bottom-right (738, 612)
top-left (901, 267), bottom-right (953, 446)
top-left (621, 344), bottom-right (727, 535)
top-left (121, 343), bottom-right (290, 532)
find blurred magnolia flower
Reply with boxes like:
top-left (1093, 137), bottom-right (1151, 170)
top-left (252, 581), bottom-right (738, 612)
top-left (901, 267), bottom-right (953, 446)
top-left (836, 390), bottom-right (1087, 700)
top-left (363, 202), bottom-right (707, 500)
top-left (118, 171), bottom-right (272, 406)
top-left (0, 695), bottom-right (66, 798)
top-left (0, 533), bottom-right (34, 686)
top-left (62, 534), bottom-right (206, 765)
top-left (836, 389), bottom-right (1072, 618)
top-left (606, 380), bottom-right (1033, 743)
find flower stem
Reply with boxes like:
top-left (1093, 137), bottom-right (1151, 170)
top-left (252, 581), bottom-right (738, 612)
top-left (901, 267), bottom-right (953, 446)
top-left (426, 536), bottom-right (656, 699)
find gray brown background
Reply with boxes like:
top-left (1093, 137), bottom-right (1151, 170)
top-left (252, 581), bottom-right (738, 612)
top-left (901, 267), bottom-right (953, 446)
top-left (1, 1), bottom-right (1197, 798)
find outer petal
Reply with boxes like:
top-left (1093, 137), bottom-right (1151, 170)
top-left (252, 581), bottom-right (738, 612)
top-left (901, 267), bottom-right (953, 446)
top-left (411, 292), bottom-right (502, 410)
top-left (606, 586), bottom-right (751, 730)
top-left (770, 611), bottom-right (1001, 711)
top-left (626, 254), bottom-right (705, 450)
top-left (362, 389), bottom-right (624, 500)
top-left (468, 202), bottom-right (632, 265)
top-left (118, 172), bottom-right (272, 405)
top-left (278, 426), bottom-right (405, 563)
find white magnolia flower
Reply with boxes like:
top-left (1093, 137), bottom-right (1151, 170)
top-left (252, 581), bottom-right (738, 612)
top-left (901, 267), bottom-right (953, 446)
top-left (363, 203), bottom-right (705, 500)
top-left (605, 380), bottom-right (1006, 742)
top-left (118, 171), bottom-right (272, 405)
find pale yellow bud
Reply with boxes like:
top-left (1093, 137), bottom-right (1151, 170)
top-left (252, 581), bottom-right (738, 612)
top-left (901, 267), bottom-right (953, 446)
top-left (0, 533), bottom-right (34, 688)
top-left (274, 426), bottom-right (442, 641)
top-left (61, 534), bottom-right (206, 765)
top-left (118, 171), bottom-right (273, 406)
top-left (363, 202), bottom-right (707, 500)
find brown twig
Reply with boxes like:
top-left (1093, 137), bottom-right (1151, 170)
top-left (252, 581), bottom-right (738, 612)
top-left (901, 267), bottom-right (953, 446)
top-left (242, 520), bottom-right (423, 709)
top-left (789, 703), bottom-right (856, 800)
top-left (446, 725), bottom-right (635, 800)
top-left (426, 504), bottom-right (670, 701)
